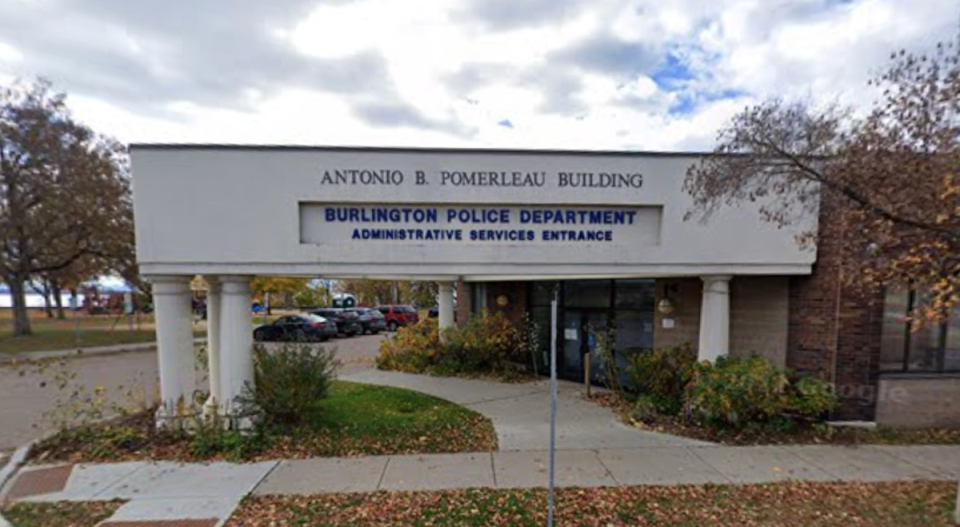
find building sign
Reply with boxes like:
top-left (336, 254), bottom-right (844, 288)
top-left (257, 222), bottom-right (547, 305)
top-left (318, 168), bottom-right (645, 190)
top-left (300, 204), bottom-right (662, 246)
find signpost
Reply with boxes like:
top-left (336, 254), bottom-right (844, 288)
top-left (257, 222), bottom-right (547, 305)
top-left (548, 289), bottom-right (558, 527)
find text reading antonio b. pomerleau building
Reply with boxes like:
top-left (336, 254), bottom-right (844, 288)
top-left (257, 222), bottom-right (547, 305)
top-left (132, 145), bottom-right (960, 427)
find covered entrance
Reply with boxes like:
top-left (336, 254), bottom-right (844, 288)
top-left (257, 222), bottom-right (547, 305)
top-left (523, 280), bottom-right (654, 384)
top-left (131, 144), bottom-right (815, 425)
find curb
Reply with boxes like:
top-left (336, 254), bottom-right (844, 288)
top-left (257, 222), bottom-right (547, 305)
top-left (0, 440), bottom-right (35, 526)
top-left (0, 338), bottom-right (206, 365)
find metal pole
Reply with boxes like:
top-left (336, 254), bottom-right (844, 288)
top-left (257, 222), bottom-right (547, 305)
top-left (548, 290), bottom-right (558, 527)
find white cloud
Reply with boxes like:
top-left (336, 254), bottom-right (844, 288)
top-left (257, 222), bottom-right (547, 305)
top-left (0, 41), bottom-right (22, 63)
top-left (1, 0), bottom-right (957, 151)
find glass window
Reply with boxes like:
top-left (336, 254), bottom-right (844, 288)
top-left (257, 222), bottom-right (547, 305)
top-left (909, 317), bottom-right (944, 372)
top-left (471, 283), bottom-right (488, 313)
top-left (615, 280), bottom-right (655, 310)
top-left (880, 288), bottom-right (909, 372)
top-left (615, 310), bottom-right (654, 354)
top-left (564, 280), bottom-right (611, 309)
top-left (880, 286), bottom-right (959, 374)
top-left (531, 281), bottom-right (558, 306)
top-left (945, 309), bottom-right (960, 371)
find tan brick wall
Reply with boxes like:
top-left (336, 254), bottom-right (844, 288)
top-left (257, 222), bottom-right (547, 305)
top-left (730, 276), bottom-right (789, 368)
top-left (455, 281), bottom-right (472, 327)
top-left (653, 278), bottom-right (701, 350)
top-left (652, 277), bottom-right (787, 367)
top-left (876, 376), bottom-right (960, 428)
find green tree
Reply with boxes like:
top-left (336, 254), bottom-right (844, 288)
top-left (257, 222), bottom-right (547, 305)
top-left (0, 79), bottom-right (132, 336)
top-left (249, 277), bottom-right (312, 314)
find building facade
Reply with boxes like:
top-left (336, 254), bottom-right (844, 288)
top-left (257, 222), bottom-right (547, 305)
top-left (458, 194), bottom-right (960, 425)
top-left (130, 145), bottom-right (959, 427)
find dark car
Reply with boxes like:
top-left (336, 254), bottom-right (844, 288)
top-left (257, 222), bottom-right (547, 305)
top-left (311, 308), bottom-right (363, 337)
top-left (348, 307), bottom-right (387, 334)
top-left (428, 306), bottom-right (439, 318)
top-left (253, 314), bottom-right (337, 342)
top-left (376, 305), bottom-right (419, 331)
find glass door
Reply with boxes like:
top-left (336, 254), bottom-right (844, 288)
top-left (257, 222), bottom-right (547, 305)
top-left (562, 310), bottom-right (585, 380)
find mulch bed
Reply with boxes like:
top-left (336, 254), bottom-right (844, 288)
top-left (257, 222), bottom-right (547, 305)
top-left (227, 481), bottom-right (959, 526)
top-left (2, 500), bottom-right (124, 527)
top-left (591, 393), bottom-right (960, 445)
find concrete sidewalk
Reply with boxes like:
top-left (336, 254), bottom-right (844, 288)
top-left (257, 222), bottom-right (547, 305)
top-left (342, 369), bottom-right (710, 450)
top-left (4, 445), bottom-right (959, 525)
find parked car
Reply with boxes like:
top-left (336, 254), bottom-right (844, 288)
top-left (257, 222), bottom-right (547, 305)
top-left (376, 304), bottom-right (419, 331)
top-left (253, 314), bottom-right (337, 342)
top-left (348, 307), bottom-right (387, 334)
top-left (427, 306), bottom-right (457, 322)
top-left (311, 308), bottom-right (363, 337)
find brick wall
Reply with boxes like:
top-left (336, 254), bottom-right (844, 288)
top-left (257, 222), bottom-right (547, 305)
top-left (653, 278), bottom-right (701, 350)
top-left (455, 281), bottom-right (472, 327)
top-left (654, 276), bottom-right (788, 367)
top-left (876, 376), bottom-right (960, 428)
top-left (787, 195), bottom-right (885, 420)
top-left (730, 277), bottom-right (789, 368)
top-left (454, 281), bottom-right (528, 327)
top-left (487, 281), bottom-right (528, 326)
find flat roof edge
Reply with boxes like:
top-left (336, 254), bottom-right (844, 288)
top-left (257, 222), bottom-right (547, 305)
top-left (127, 143), bottom-right (714, 157)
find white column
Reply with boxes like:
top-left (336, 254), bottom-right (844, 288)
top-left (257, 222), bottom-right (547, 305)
top-left (697, 275), bottom-right (732, 363)
top-left (203, 277), bottom-right (221, 415)
top-left (218, 275), bottom-right (254, 418)
top-left (438, 281), bottom-right (455, 342)
top-left (150, 275), bottom-right (196, 425)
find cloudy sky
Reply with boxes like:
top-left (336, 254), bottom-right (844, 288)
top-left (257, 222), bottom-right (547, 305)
top-left (0, 0), bottom-right (957, 151)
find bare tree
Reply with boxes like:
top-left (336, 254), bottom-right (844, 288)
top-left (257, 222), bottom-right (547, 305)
top-left (0, 79), bottom-right (133, 336)
top-left (685, 34), bottom-right (960, 325)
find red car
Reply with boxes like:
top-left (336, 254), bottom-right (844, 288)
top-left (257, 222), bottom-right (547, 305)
top-left (376, 305), bottom-right (419, 331)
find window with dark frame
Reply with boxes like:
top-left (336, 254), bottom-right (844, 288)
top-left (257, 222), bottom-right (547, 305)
top-left (880, 287), bottom-right (960, 373)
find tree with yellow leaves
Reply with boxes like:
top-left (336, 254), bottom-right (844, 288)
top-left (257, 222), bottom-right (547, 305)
top-left (685, 32), bottom-right (960, 326)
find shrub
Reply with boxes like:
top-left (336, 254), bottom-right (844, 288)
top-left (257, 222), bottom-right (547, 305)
top-left (441, 310), bottom-right (517, 374)
top-left (625, 344), bottom-right (696, 415)
top-left (375, 311), bottom-right (520, 376)
top-left (375, 318), bottom-right (441, 373)
top-left (631, 395), bottom-right (659, 424)
top-left (239, 343), bottom-right (338, 429)
top-left (684, 357), bottom-right (790, 427)
top-left (787, 375), bottom-right (838, 419)
top-left (683, 357), bottom-right (838, 428)
top-left (189, 417), bottom-right (266, 461)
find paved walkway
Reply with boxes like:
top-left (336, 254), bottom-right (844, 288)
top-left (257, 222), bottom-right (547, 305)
top-left (341, 369), bottom-right (709, 450)
top-left (3, 445), bottom-right (959, 526)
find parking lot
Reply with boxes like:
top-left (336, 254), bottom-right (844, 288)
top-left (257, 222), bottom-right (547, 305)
top-left (0, 333), bottom-right (388, 452)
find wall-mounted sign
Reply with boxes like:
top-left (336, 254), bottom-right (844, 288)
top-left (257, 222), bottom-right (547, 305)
top-left (300, 203), bottom-right (661, 247)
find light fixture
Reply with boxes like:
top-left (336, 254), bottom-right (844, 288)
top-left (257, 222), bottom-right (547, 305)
top-left (658, 282), bottom-right (678, 315)
top-left (657, 297), bottom-right (675, 315)
top-left (496, 294), bottom-right (510, 307)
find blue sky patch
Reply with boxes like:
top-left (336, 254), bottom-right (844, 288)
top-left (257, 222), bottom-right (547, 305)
top-left (652, 52), bottom-right (696, 92)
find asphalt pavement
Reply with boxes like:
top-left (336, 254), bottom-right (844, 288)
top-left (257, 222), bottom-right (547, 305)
top-left (0, 333), bottom-right (386, 451)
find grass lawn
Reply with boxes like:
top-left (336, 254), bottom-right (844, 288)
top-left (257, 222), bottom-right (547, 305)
top-left (266, 380), bottom-right (498, 457)
top-left (229, 482), bottom-right (958, 526)
top-left (30, 380), bottom-right (497, 463)
top-left (0, 328), bottom-right (209, 354)
top-left (0, 310), bottom-right (210, 354)
top-left (2, 501), bottom-right (123, 527)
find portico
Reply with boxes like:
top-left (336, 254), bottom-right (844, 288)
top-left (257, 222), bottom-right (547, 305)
top-left (131, 145), bottom-right (815, 426)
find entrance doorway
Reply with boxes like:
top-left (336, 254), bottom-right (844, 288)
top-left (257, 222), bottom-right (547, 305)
top-left (527, 279), bottom-right (655, 384)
